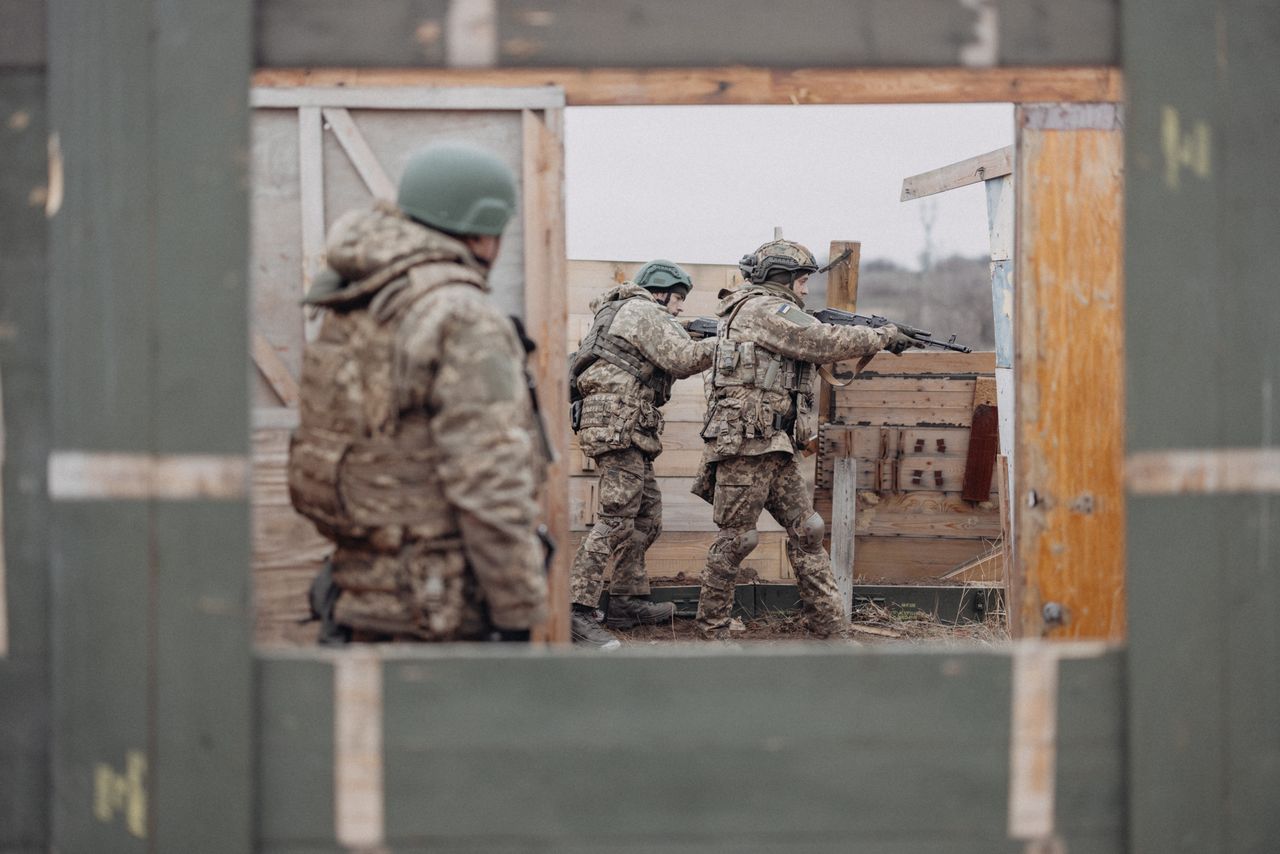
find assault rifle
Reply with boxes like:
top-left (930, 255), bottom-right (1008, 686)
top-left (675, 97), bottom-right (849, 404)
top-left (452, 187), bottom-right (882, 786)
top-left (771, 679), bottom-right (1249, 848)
top-left (684, 317), bottom-right (718, 338)
top-left (810, 308), bottom-right (972, 353)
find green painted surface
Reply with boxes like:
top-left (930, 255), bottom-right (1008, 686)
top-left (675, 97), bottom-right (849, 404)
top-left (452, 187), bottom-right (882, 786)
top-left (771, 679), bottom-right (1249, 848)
top-left (254, 647), bottom-right (1125, 852)
top-left (256, 655), bottom-right (336, 849)
top-left (1056, 653), bottom-right (1127, 842)
top-left (256, 0), bottom-right (1118, 69)
top-left (0, 68), bottom-right (50, 853)
top-left (49, 503), bottom-right (151, 851)
top-left (46, 0), bottom-right (253, 851)
top-left (1125, 0), bottom-right (1280, 851)
top-left (153, 502), bottom-right (253, 851)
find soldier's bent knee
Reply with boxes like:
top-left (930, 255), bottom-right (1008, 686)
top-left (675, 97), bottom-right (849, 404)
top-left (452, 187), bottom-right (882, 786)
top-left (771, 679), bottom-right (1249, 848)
top-left (713, 528), bottom-right (758, 563)
top-left (790, 512), bottom-right (825, 551)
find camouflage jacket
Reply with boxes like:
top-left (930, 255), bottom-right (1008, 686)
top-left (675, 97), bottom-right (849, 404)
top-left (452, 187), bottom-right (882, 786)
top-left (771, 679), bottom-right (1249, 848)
top-left (288, 202), bottom-right (548, 633)
top-left (573, 284), bottom-right (715, 458)
top-left (701, 282), bottom-right (891, 461)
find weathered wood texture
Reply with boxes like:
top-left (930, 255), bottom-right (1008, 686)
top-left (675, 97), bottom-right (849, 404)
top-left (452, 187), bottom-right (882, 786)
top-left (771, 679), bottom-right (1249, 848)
top-left (522, 108), bottom-right (570, 643)
top-left (1124, 0), bottom-right (1280, 850)
top-left (255, 645), bottom-right (1125, 852)
top-left (0, 67), bottom-right (50, 852)
top-left (1013, 104), bottom-right (1125, 642)
top-left (901, 145), bottom-right (1013, 201)
top-left (45, 2), bottom-right (254, 851)
top-left (255, 0), bottom-right (1119, 68)
top-left (813, 352), bottom-right (1003, 583)
top-left (254, 66), bottom-right (1124, 106)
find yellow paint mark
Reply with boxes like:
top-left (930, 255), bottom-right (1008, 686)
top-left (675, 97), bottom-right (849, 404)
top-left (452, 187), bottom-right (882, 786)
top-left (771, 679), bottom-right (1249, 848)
top-left (45, 132), bottom-right (63, 218)
top-left (1161, 106), bottom-right (1212, 190)
top-left (93, 750), bottom-right (147, 838)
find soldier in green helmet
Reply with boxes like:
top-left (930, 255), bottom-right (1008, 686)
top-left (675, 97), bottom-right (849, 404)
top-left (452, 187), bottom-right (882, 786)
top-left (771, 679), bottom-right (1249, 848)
top-left (692, 239), bottom-right (920, 640)
top-left (288, 143), bottom-right (549, 643)
top-left (567, 260), bottom-right (717, 648)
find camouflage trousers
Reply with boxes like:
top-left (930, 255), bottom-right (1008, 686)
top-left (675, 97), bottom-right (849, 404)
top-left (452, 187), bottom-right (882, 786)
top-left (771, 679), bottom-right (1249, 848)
top-left (570, 447), bottom-right (662, 608)
top-left (696, 452), bottom-right (844, 638)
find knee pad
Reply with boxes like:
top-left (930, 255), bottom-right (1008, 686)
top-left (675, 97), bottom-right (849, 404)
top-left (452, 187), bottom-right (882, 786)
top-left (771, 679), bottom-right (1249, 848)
top-left (790, 512), bottom-right (825, 551)
top-left (713, 528), bottom-right (758, 564)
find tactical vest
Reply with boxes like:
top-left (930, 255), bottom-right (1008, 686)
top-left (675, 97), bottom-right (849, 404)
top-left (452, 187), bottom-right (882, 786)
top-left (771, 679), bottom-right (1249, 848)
top-left (569, 297), bottom-right (676, 408)
top-left (288, 274), bottom-right (470, 547)
top-left (702, 289), bottom-right (816, 454)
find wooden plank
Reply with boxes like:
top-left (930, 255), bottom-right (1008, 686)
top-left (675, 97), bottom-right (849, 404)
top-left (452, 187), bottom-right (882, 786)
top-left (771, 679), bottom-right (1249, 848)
top-left (522, 108), bottom-right (570, 644)
top-left (901, 146), bottom-right (1013, 201)
top-left (569, 476), bottom-right (785, 533)
top-left (939, 546), bottom-right (1003, 581)
top-left (252, 66), bottom-right (1124, 106)
top-left (1125, 448), bottom-right (1280, 495)
top-left (830, 458), bottom-right (856, 621)
top-left (252, 85), bottom-right (565, 110)
top-left (297, 105), bottom-right (325, 342)
top-left (251, 331), bottom-right (300, 407)
top-left (320, 107), bottom-right (395, 199)
top-left (568, 530), bottom-right (790, 582)
top-left (853, 536), bottom-right (991, 584)
top-left (1014, 104), bottom-right (1125, 641)
top-left (839, 350), bottom-right (995, 376)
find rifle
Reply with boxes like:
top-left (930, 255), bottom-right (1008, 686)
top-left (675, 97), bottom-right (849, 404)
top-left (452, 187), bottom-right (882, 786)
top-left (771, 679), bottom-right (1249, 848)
top-left (810, 308), bottom-right (972, 353)
top-left (684, 316), bottom-right (718, 339)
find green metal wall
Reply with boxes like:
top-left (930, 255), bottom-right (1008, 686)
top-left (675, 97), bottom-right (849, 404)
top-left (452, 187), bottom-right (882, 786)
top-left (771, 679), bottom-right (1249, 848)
top-left (1124, 1), bottom-right (1280, 851)
top-left (0, 62), bottom-right (50, 854)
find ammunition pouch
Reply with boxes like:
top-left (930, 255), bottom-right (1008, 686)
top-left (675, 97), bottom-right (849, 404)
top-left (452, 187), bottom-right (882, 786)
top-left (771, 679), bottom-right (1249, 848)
top-left (287, 425), bottom-right (456, 541)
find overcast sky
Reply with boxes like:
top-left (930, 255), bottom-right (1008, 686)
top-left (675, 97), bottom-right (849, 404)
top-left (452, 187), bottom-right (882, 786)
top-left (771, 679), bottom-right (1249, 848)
top-left (564, 103), bottom-right (1014, 270)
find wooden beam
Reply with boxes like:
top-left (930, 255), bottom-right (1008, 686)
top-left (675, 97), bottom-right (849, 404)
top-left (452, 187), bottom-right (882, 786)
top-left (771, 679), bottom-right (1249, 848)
top-left (320, 108), bottom-right (395, 200)
top-left (252, 67), bottom-right (1124, 107)
top-left (830, 457), bottom-right (856, 623)
top-left (297, 105), bottom-right (325, 342)
top-left (252, 85), bottom-right (564, 110)
top-left (251, 331), bottom-right (301, 407)
top-left (820, 240), bottom-right (859, 421)
top-left (901, 146), bottom-right (1013, 202)
top-left (1014, 103), bottom-right (1125, 641)
top-left (522, 109), bottom-right (570, 644)
top-left (1126, 448), bottom-right (1280, 495)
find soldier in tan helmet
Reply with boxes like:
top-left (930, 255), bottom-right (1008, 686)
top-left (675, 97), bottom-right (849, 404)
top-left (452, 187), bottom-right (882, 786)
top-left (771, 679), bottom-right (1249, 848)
top-left (288, 144), bottom-right (549, 643)
top-left (568, 260), bottom-right (717, 648)
top-left (693, 239), bottom-right (919, 639)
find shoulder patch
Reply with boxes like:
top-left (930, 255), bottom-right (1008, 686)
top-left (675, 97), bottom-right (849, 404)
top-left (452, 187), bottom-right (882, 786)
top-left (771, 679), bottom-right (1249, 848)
top-left (774, 303), bottom-right (817, 326)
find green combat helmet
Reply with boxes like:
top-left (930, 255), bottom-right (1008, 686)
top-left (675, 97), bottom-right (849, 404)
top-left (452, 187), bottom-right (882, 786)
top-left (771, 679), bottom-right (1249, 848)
top-left (396, 144), bottom-right (517, 236)
top-left (633, 259), bottom-right (694, 296)
top-left (739, 239), bottom-right (819, 284)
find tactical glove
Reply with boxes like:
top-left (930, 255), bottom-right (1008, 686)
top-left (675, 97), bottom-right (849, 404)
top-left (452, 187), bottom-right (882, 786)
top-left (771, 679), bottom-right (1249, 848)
top-left (883, 325), bottom-right (920, 355)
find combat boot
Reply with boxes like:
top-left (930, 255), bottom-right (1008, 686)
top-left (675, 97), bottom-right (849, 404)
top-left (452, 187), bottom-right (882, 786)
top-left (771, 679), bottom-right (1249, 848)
top-left (606, 595), bottom-right (676, 629)
top-left (571, 607), bottom-right (622, 650)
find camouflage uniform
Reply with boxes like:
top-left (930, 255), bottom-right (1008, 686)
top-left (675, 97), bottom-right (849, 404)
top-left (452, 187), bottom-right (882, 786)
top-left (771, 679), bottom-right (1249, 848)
top-left (569, 284), bottom-right (714, 609)
top-left (694, 280), bottom-right (893, 638)
top-left (288, 202), bottom-right (548, 640)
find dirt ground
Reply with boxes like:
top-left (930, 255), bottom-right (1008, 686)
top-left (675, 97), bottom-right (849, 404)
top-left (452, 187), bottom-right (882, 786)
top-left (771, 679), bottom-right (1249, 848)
top-left (611, 599), bottom-right (1010, 647)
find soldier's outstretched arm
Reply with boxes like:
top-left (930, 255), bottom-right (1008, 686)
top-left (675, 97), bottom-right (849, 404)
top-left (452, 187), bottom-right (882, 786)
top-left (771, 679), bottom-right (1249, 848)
top-left (628, 305), bottom-right (717, 379)
top-left (745, 299), bottom-right (895, 364)
top-left (403, 292), bottom-right (549, 631)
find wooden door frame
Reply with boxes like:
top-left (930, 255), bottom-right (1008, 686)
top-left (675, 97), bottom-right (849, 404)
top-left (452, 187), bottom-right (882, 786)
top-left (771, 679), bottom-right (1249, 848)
top-left (251, 65), bottom-right (1126, 642)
